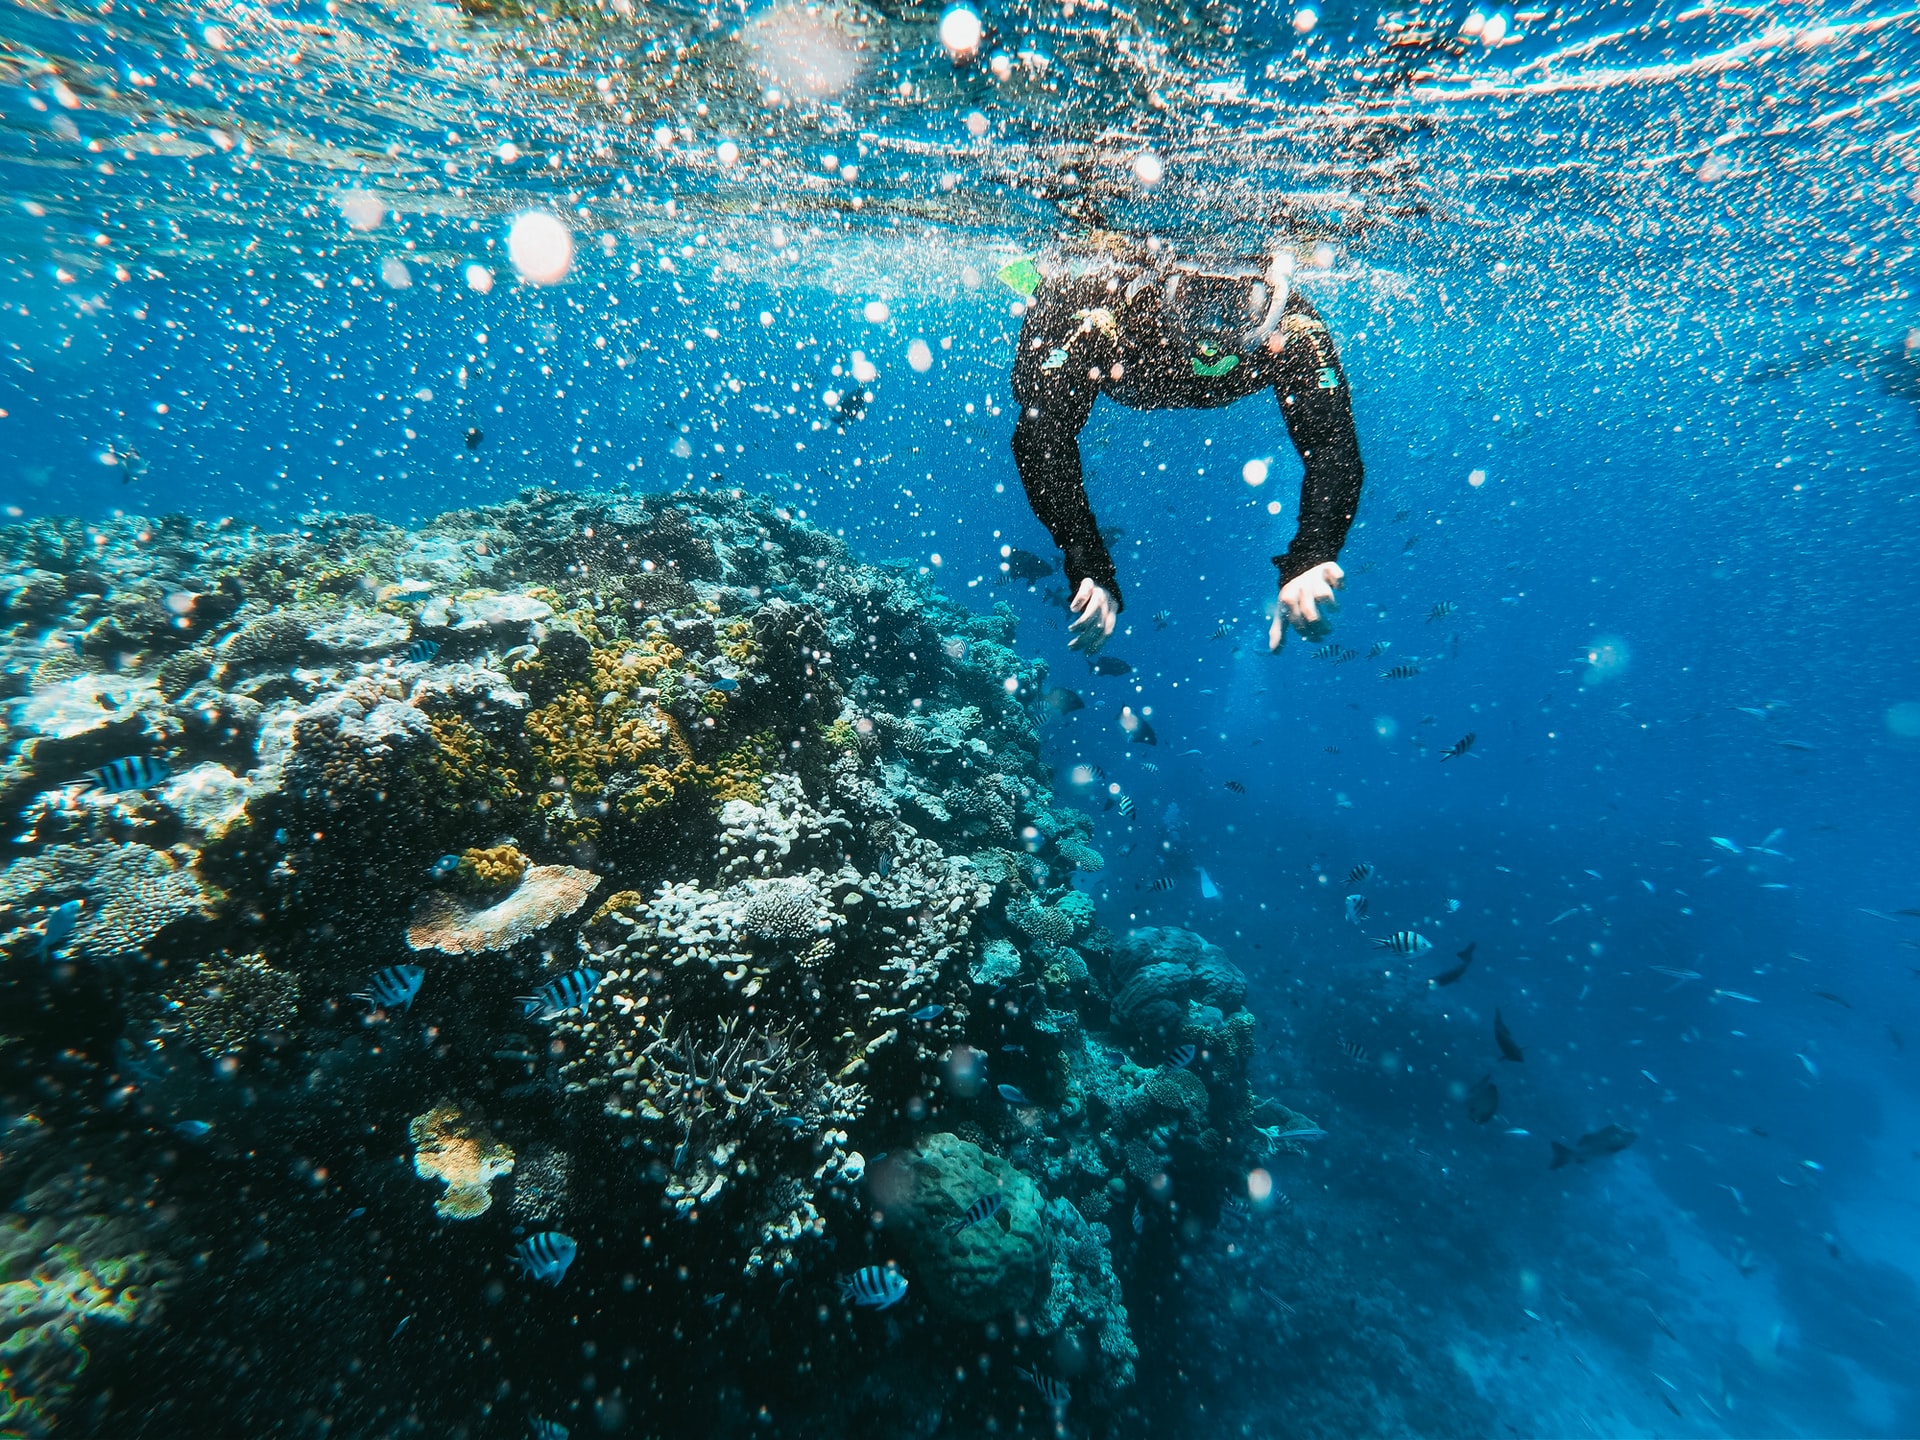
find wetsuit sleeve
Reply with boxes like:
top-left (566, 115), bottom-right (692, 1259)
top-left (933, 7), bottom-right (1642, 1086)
top-left (1270, 293), bottom-right (1365, 586)
top-left (1010, 283), bottom-right (1122, 608)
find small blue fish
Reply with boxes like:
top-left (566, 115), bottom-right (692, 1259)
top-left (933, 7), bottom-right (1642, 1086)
top-left (1162, 1043), bottom-right (1197, 1070)
top-left (997, 1084), bottom-right (1033, 1106)
top-left (355, 964), bottom-right (425, 1012)
top-left (512, 1230), bottom-right (578, 1286)
top-left (1277, 1124), bottom-right (1329, 1142)
top-left (173, 1119), bottom-right (213, 1141)
top-left (949, 1192), bottom-right (1007, 1232)
top-left (910, 1004), bottom-right (946, 1022)
top-left (75, 755), bottom-right (171, 793)
top-left (404, 639), bottom-right (440, 664)
top-left (1374, 931), bottom-right (1432, 957)
top-left (427, 854), bottom-right (461, 879)
top-left (529, 1419), bottom-right (570, 1440)
top-left (773, 1115), bottom-right (808, 1131)
top-left (875, 852), bottom-right (892, 878)
top-left (839, 1264), bottom-right (909, 1310)
top-left (38, 899), bottom-right (81, 959)
top-left (520, 968), bottom-right (603, 1021)
top-left (1103, 1049), bottom-right (1127, 1066)
top-left (710, 676), bottom-right (739, 692)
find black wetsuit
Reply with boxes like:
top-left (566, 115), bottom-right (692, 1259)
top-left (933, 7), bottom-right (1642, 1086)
top-left (1010, 251), bottom-right (1365, 610)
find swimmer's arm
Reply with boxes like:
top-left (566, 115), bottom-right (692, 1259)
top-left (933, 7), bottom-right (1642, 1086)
top-left (1270, 297), bottom-right (1364, 587)
top-left (1010, 298), bottom-right (1121, 607)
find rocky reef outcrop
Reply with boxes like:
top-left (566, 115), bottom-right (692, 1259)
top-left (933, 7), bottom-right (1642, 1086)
top-left (0, 488), bottom-right (1304, 1434)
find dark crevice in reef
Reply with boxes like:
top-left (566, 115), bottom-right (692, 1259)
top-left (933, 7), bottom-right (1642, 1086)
top-left (0, 488), bottom-right (1317, 1438)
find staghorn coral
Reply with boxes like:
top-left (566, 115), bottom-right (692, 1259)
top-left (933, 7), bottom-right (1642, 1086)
top-left (407, 864), bottom-right (600, 956)
top-left (409, 1103), bottom-right (515, 1219)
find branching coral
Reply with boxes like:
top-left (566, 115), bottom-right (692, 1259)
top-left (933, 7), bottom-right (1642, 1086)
top-left (161, 952), bottom-right (300, 1060)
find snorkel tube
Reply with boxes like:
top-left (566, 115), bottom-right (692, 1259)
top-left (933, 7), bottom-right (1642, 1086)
top-left (1245, 243), bottom-right (1296, 349)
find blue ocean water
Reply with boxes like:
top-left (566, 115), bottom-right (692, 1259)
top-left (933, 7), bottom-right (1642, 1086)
top-left (3, 0), bottom-right (1919, 1431)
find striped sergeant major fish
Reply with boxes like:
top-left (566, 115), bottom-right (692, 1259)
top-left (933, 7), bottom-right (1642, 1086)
top-left (1311, 644), bottom-right (1358, 663)
top-left (1148, 876), bottom-right (1176, 891)
top-left (1162, 1043), bottom-right (1197, 1070)
top-left (1343, 893), bottom-right (1368, 924)
top-left (839, 1263), bottom-right (908, 1310)
top-left (1441, 733), bottom-right (1476, 761)
top-left (1346, 862), bottom-right (1375, 885)
top-left (948, 1192), bottom-right (1006, 1233)
top-left (74, 755), bottom-right (171, 793)
top-left (404, 639), bottom-right (440, 664)
top-left (512, 1230), bottom-right (578, 1286)
top-left (1368, 641), bottom-right (1392, 657)
top-left (1340, 1039), bottom-right (1370, 1061)
top-left (39, 899), bottom-right (82, 959)
top-left (1374, 931), bottom-right (1432, 956)
top-left (1427, 602), bottom-right (1457, 622)
top-left (1380, 662), bottom-right (1423, 680)
top-left (520, 968), bottom-right (604, 1021)
top-left (355, 964), bottom-right (425, 1012)
top-left (1017, 1368), bottom-right (1070, 1412)
top-left (529, 1418), bottom-right (570, 1440)
top-left (1115, 793), bottom-right (1135, 818)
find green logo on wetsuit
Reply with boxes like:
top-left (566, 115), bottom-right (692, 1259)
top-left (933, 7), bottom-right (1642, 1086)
top-left (1317, 366), bottom-right (1340, 389)
top-left (1192, 344), bottom-right (1240, 378)
top-left (998, 257), bottom-right (1043, 298)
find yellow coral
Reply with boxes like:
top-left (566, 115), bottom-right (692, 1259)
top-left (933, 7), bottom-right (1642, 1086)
top-left (424, 714), bottom-right (525, 816)
top-left (457, 845), bottom-right (528, 891)
top-left (718, 618), bottom-right (756, 665)
top-left (588, 889), bottom-right (644, 929)
top-left (408, 1103), bottom-right (514, 1219)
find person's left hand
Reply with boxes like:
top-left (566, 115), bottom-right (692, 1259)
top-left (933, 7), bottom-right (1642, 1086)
top-left (1268, 561), bottom-right (1344, 652)
top-left (1068, 578), bottom-right (1119, 654)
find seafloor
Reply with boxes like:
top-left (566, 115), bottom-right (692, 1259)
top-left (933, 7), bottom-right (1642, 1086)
top-left (0, 486), bottom-right (1351, 1438)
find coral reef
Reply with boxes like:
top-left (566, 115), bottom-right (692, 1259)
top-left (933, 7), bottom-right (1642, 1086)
top-left (0, 487), bottom-right (1297, 1432)
top-left (409, 1103), bottom-right (515, 1219)
top-left (0, 1169), bottom-right (168, 1435)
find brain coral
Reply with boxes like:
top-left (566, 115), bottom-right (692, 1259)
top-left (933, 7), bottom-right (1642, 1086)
top-left (409, 1103), bottom-right (515, 1219)
top-left (876, 1132), bottom-right (1050, 1322)
top-left (408, 864), bottom-right (600, 955)
top-left (1108, 927), bottom-right (1250, 1043)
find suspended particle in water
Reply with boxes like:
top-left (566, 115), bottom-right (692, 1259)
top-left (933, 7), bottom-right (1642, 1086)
top-left (336, 189), bottom-right (384, 232)
top-left (907, 339), bottom-right (934, 372)
top-left (1468, 468), bottom-right (1487, 487)
top-left (465, 264), bottom-right (493, 294)
top-left (1131, 151), bottom-right (1164, 187)
top-left (718, 140), bottom-right (741, 167)
top-left (381, 257), bottom-right (412, 289)
top-left (508, 210), bottom-right (573, 285)
top-left (863, 300), bottom-right (891, 324)
top-left (1242, 458), bottom-right (1269, 486)
top-left (940, 4), bottom-right (984, 59)
top-left (964, 111), bottom-right (990, 138)
top-left (1293, 4), bottom-right (1318, 31)
top-left (496, 142), bottom-right (520, 164)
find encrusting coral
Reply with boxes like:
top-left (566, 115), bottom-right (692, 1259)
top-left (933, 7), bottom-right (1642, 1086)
top-left (409, 1103), bottom-right (516, 1219)
top-left (0, 487), bottom-right (1298, 1430)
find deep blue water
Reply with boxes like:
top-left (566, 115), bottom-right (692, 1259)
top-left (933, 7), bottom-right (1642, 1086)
top-left (5, 0), bottom-right (1920, 1431)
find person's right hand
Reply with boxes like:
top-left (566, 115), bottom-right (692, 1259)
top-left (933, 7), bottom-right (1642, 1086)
top-left (1068, 578), bottom-right (1119, 654)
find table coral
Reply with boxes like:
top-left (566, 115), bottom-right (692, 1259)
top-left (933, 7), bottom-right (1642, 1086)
top-left (407, 864), bottom-right (600, 955)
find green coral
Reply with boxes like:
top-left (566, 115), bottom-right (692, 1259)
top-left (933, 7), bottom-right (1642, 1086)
top-left (882, 1133), bottom-right (1050, 1322)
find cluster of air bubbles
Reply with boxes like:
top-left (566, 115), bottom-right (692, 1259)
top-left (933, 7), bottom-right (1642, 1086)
top-left (1460, 4), bottom-right (1514, 43)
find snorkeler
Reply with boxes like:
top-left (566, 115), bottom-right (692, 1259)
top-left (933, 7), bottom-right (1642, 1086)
top-left (1004, 231), bottom-right (1364, 655)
